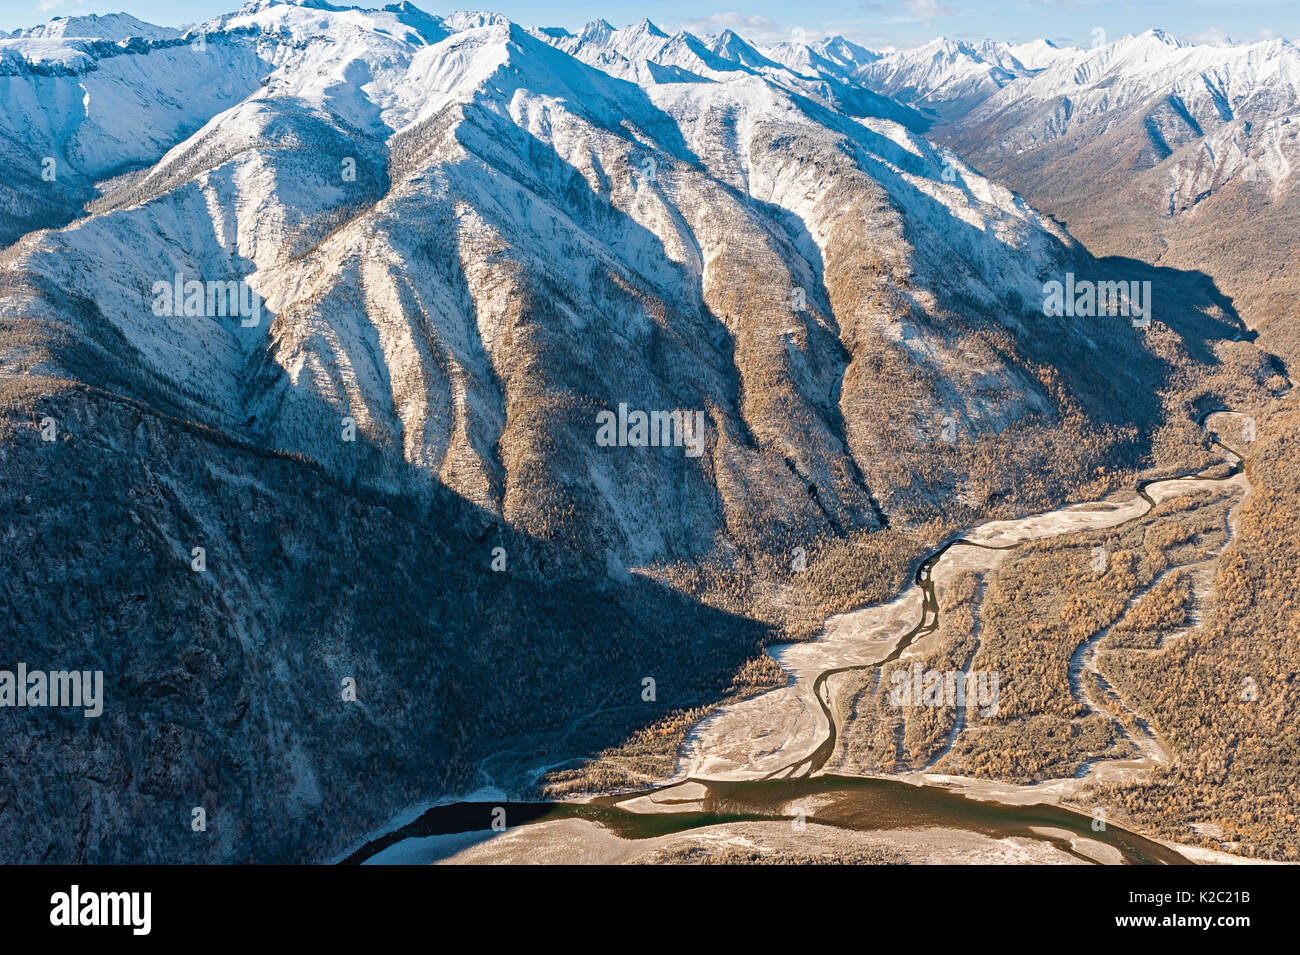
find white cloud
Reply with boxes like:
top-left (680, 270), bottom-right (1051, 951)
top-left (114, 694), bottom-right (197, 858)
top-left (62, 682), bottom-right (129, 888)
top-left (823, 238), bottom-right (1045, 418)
top-left (1185, 27), bottom-right (1235, 44)
top-left (676, 9), bottom-right (896, 49)
top-left (675, 12), bottom-right (791, 45)
top-left (905, 0), bottom-right (958, 19)
top-left (36, 0), bottom-right (89, 13)
top-left (1184, 25), bottom-right (1282, 45)
top-left (877, 1), bottom-right (959, 24)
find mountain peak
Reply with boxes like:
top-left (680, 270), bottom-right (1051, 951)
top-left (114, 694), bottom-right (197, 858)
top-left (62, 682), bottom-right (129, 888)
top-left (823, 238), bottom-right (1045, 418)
top-left (579, 18), bottom-right (615, 41)
top-left (11, 11), bottom-right (182, 42)
top-left (1003, 37), bottom-right (1071, 70)
top-left (623, 17), bottom-right (668, 38)
top-left (1144, 27), bottom-right (1182, 45)
top-left (704, 28), bottom-right (780, 70)
top-left (710, 28), bottom-right (751, 50)
top-left (442, 10), bottom-right (513, 31)
top-left (238, 0), bottom-right (342, 13)
top-left (914, 36), bottom-right (984, 61)
top-left (1127, 27), bottom-right (1185, 50)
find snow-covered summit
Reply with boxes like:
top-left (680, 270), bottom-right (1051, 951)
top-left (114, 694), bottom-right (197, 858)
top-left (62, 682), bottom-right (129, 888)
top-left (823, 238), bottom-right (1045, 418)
top-left (9, 12), bottom-right (182, 42)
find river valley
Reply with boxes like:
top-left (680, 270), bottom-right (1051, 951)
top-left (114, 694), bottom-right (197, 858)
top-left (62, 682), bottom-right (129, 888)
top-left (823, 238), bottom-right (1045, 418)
top-left (350, 411), bottom-right (1254, 865)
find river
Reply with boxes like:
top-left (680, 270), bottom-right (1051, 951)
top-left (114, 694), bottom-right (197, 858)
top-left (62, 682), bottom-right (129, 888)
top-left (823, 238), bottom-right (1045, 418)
top-left (347, 410), bottom-right (1248, 865)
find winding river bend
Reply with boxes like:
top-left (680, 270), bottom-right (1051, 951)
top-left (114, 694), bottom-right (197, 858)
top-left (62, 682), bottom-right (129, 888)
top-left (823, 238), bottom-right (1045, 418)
top-left (763, 408), bottom-right (1246, 782)
top-left (349, 411), bottom-right (1248, 865)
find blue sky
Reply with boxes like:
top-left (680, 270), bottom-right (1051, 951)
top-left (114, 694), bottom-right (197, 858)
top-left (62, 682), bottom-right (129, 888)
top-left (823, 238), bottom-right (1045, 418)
top-left (3, 0), bottom-right (1298, 49)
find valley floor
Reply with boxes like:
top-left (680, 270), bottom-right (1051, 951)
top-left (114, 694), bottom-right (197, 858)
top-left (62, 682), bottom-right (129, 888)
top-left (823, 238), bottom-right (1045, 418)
top-left (359, 412), bottom-right (1279, 864)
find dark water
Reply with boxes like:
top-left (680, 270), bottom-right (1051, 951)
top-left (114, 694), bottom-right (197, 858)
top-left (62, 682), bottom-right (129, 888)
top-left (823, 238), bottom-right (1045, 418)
top-left (344, 774), bottom-right (1189, 865)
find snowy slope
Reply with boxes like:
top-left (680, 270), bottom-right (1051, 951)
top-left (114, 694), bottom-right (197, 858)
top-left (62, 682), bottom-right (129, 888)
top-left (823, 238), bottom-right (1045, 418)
top-left (922, 28), bottom-right (1300, 352)
top-left (535, 18), bottom-right (922, 127)
top-left (0, 3), bottom-right (1250, 562)
top-left (847, 37), bottom-right (1047, 114)
top-left (834, 27), bottom-right (1300, 200)
top-left (962, 31), bottom-right (1300, 155)
top-left (9, 12), bottom-right (183, 42)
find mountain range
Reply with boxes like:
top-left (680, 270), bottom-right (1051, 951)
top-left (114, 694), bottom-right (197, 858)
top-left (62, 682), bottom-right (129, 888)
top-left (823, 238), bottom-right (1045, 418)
top-left (0, 2), bottom-right (1286, 862)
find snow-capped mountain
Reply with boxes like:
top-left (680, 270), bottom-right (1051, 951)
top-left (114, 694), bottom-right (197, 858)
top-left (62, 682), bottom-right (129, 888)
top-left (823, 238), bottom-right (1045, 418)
top-left (7, 12), bottom-right (183, 42)
top-left (954, 29), bottom-right (1300, 156)
top-left (0, 2), bottom-right (1266, 864)
top-left (922, 29), bottom-right (1300, 358)
top-left (532, 17), bottom-right (920, 126)
top-left (762, 34), bottom-right (877, 82)
top-left (0, 14), bottom-right (267, 242)
top-left (5, 0), bottom-right (1173, 561)
top-left (848, 36), bottom-right (1073, 114)
top-left (1005, 38), bottom-right (1068, 71)
top-left (748, 23), bottom-right (1300, 357)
